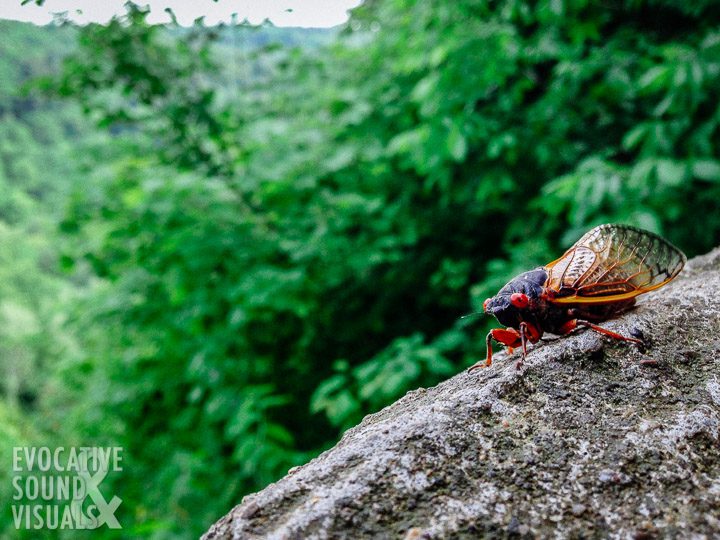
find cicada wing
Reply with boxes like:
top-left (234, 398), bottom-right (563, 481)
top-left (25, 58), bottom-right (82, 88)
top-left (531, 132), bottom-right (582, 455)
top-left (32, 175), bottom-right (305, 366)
top-left (545, 224), bottom-right (686, 305)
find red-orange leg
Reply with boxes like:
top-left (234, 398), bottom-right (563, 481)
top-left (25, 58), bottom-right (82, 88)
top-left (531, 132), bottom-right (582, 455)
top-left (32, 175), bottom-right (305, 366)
top-left (517, 323), bottom-right (528, 368)
top-left (559, 319), bottom-right (643, 345)
top-left (468, 328), bottom-right (522, 371)
top-left (516, 322), bottom-right (543, 368)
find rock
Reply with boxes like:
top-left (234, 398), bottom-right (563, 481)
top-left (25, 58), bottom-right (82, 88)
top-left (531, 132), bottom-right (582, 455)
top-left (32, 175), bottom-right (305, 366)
top-left (203, 248), bottom-right (720, 539)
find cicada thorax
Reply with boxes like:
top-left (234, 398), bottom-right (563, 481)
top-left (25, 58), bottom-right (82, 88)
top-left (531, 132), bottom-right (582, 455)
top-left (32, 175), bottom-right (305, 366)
top-left (483, 268), bottom-right (555, 333)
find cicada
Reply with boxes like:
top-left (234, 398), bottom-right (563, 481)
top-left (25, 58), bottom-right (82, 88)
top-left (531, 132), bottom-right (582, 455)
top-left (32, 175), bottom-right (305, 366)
top-left (470, 224), bottom-right (686, 370)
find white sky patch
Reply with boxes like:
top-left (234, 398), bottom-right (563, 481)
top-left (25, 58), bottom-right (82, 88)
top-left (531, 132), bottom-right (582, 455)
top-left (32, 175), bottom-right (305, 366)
top-left (0, 0), bottom-right (363, 28)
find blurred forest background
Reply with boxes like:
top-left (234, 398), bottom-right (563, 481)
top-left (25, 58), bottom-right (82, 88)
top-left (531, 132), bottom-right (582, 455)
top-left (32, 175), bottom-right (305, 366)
top-left (1, 0), bottom-right (720, 537)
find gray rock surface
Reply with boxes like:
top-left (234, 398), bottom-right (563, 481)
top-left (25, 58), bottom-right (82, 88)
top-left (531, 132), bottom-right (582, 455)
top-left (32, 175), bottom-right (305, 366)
top-left (203, 248), bottom-right (720, 539)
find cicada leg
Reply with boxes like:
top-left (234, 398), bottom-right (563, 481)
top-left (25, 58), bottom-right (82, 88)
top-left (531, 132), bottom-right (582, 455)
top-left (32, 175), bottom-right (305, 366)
top-left (559, 319), bottom-right (643, 345)
top-left (516, 322), bottom-right (543, 369)
top-left (468, 328), bottom-right (522, 371)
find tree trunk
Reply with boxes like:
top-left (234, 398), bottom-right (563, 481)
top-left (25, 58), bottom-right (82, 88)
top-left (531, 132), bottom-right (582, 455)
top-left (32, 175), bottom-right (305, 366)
top-left (204, 247), bottom-right (720, 539)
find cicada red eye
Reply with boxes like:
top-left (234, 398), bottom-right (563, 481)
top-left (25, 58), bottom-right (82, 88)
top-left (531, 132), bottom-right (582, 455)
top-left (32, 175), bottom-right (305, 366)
top-left (510, 292), bottom-right (529, 308)
top-left (483, 298), bottom-right (491, 312)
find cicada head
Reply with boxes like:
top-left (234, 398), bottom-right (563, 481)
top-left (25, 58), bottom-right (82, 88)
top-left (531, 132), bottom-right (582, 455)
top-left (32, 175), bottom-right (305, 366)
top-left (483, 268), bottom-right (547, 328)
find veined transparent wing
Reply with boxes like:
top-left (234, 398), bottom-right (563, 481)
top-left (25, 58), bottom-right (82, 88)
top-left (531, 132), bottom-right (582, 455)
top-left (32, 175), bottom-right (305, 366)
top-left (545, 224), bottom-right (686, 305)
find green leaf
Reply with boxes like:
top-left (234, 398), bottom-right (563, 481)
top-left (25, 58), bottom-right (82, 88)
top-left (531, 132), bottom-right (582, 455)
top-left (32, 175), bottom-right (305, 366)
top-left (655, 159), bottom-right (686, 187)
top-left (446, 124), bottom-right (467, 162)
top-left (638, 65), bottom-right (670, 92)
top-left (692, 160), bottom-right (720, 182)
top-left (622, 125), bottom-right (647, 151)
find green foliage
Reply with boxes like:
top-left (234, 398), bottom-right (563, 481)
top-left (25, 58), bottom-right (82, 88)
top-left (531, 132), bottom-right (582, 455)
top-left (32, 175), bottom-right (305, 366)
top-left (0, 22), bottom-right (102, 540)
top-left (3, 0), bottom-right (720, 538)
top-left (312, 334), bottom-right (455, 430)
